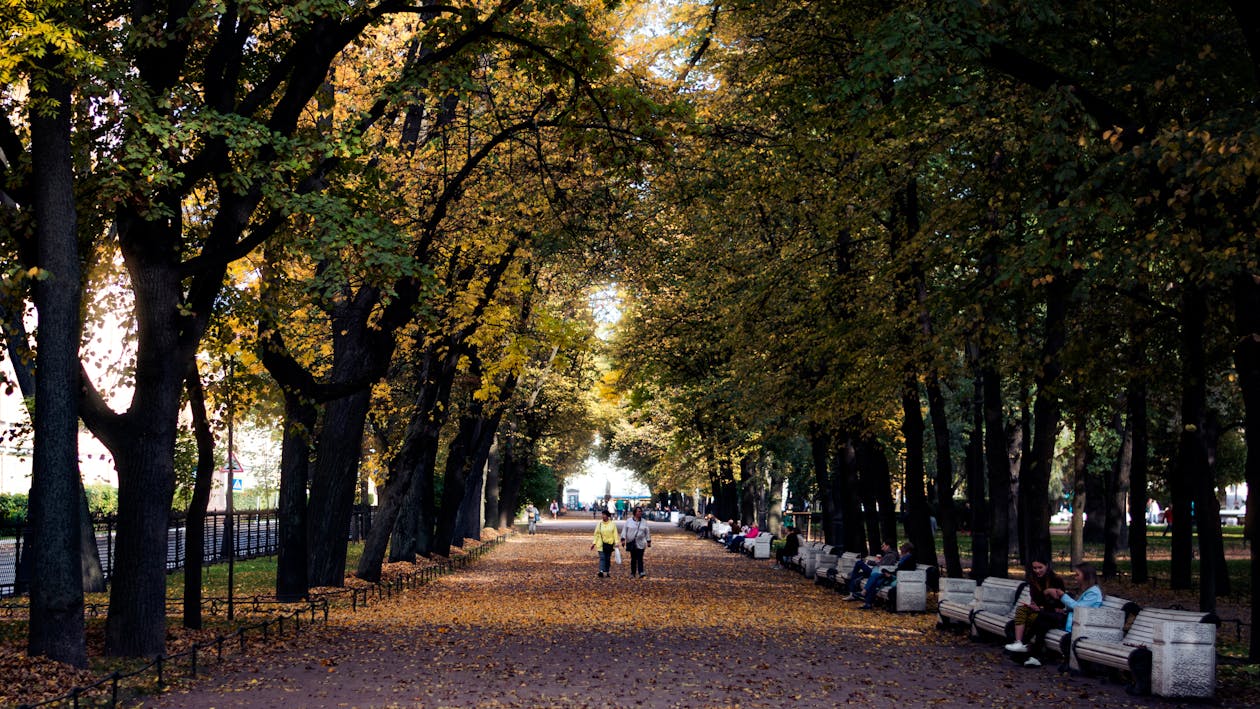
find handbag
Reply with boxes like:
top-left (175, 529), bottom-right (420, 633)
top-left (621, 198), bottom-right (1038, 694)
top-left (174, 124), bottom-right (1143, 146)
top-left (614, 546), bottom-right (623, 564)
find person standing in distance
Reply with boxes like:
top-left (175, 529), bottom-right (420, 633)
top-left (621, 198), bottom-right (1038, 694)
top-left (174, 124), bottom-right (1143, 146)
top-left (525, 502), bottom-right (539, 535)
top-left (622, 507), bottom-right (652, 578)
top-left (591, 509), bottom-right (619, 577)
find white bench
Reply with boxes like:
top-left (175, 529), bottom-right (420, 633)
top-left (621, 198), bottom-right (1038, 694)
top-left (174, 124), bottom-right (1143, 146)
top-left (818, 551), bottom-right (863, 590)
top-left (874, 567), bottom-right (928, 612)
top-left (935, 577), bottom-right (978, 630)
top-left (937, 576), bottom-right (1024, 638)
top-left (808, 545), bottom-right (838, 581)
top-left (1037, 596), bottom-right (1136, 661)
top-left (786, 541), bottom-right (818, 573)
top-left (1071, 606), bottom-right (1219, 698)
top-left (973, 586), bottom-right (1133, 647)
top-left (792, 542), bottom-right (824, 576)
top-left (741, 532), bottom-right (772, 559)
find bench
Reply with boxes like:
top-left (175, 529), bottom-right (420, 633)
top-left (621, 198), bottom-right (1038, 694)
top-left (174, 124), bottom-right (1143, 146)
top-left (974, 583), bottom-right (1134, 646)
top-left (1040, 596), bottom-right (1137, 661)
top-left (1071, 606), bottom-right (1219, 698)
top-left (807, 545), bottom-right (838, 581)
top-left (874, 567), bottom-right (929, 612)
top-left (741, 532), bottom-right (772, 559)
top-left (938, 577), bottom-right (1025, 638)
top-left (935, 577), bottom-right (978, 629)
top-left (791, 542), bottom-right (823, 576)
top-left (818, 551), bottom-right (862, 590)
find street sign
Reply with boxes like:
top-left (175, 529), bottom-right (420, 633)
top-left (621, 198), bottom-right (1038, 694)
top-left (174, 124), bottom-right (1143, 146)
top-left (232, 478), bottom-right (243, 491)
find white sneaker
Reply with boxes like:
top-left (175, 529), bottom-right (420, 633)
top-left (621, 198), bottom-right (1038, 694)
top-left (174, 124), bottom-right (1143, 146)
top-left (1023, 657), bottom-right (1042, 667)
top-left (1004, 642), bottom-right (1028, 653)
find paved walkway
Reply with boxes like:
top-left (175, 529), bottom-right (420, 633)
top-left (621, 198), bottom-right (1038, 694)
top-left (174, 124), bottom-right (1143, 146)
top-left (147, 519), bottom-right (1181, 708)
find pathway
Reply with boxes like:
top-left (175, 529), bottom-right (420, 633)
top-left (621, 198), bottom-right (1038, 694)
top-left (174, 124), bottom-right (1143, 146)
top-left (147, 519), bottom-right (1180, 708)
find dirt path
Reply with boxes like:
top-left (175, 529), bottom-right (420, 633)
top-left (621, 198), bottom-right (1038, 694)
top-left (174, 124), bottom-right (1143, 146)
top-left (145, 520), bottom-right (1187, 708)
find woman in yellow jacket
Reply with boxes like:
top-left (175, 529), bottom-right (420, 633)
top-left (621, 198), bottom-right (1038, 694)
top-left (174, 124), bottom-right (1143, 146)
top-left (590, 509), bottom-right (619, 577)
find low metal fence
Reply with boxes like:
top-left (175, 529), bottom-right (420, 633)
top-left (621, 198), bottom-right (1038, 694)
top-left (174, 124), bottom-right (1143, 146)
top-left (1, 507), bottom-right (376, 597)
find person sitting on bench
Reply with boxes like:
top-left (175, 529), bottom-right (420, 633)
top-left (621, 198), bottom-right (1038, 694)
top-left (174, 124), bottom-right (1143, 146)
top-left (844, 541), bottom-right (898, 599)
top-left (858, 542), bottom-right (915, 609)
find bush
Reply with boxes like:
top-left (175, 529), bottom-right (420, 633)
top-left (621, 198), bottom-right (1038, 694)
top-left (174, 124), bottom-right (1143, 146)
top-left (0, 493), bottom-right (27, 525)
top-left (85, 484), bottom-right (118, 517)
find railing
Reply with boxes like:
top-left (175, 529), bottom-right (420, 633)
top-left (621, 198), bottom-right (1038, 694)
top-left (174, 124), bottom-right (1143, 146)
top-left (0, 507), bottom-right (376, 598)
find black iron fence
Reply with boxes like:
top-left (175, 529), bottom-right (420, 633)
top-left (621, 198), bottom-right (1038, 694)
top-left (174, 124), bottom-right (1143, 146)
top-left (0, 507), bottom-right (376, 598)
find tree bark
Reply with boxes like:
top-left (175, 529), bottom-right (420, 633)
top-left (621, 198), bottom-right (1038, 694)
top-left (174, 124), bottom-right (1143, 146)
top-left (858, 436), bottom-right (898, 550)
top-left (483, 436), bottom-right (502, 528)
top-left (901, 384), bottom-right (937, 566)
top-left (182, 369), bottom-right (217, 628)
top-left (1024, 277), bottom-right (1069, 565)
top-left (1170, 284), bottom-right (1204, 591)
top-left (1128, 377), bottom-right (1150, 584)
top-left (1104, 405), bottom-right (1130, 579)
top-left (275, 390), bottom-right (315, 601)
top-left (975, 177), bottom-right (1008, 579)
top-left (808, 424), bottom-right (832, 544)
top-left (1069, 413), bottom-right (1090, 567)
top-left (27, 68), bottom-right (87, 667)
top-left (966, 369), bottom-right (990, 580)
top-left (1231, 271), bottom-right (1260, 659)
top-left (926, 375), bottom-right (962, 578)
top-left (306, 389), bottom-right (371, 587)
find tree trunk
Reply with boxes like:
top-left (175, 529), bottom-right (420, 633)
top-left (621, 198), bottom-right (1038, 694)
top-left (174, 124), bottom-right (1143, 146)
top-left (926, 376), bottom-right (962, 577)
top-left (766, 454), bottom-right (786, 536)
top-left (27, 69), bottom-right (87, 666)
top-left (1010, 410), bottom-right (1028, 565)
top-left (357, 397), bottom-right (436, 581)
top-left (809, 424), bottom-right (831, 543)
top-left (833, 434), bottom-right (865, 554)
top-left (435, 409), bottom-right (479, 556)
top-left (182, 369), bottom-right (217, 628)
top-left (275, 390), bottom-right (316, 601)
top-left (1070, 413), bottom-right (1090, 567)
top-left (901, 384), bottom-right (937, 566)
top-left (1104, 405), bottom-right (1130, 579)
top-left (306, 389), bottom-right (371, 587)
top-left (1170, 284), bottom-right (1205, 591)
top-left (966, 369), bottom-right (990, 580)
top-left (858, 436), bottom-right (898, 550)
top-left (1025, 278), bottom-right (1069, 565)
top-left (1230, 270), bottom-right (1260, 659)
top-left (982, 365), bottom-right (1010, 577)
top-left (1128, 377), bottom-right (1150, 584)
top-left (1202, 414), bottom-right (1230, 597)
top-left (495, 419), bottom-right (536, 528)
top-left (76, 481), bottom-right (105, 594)
top-left (484, 436), bottom-right (502, 529)
top-left (454, 408), bottom-right (503, 546)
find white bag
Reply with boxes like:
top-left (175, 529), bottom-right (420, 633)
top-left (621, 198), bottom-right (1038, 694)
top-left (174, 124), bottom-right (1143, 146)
top-left (614, 546), bottom-right (623, 564)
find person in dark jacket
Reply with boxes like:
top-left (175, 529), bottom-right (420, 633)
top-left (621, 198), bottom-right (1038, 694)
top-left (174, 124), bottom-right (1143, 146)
top-left (858, 542), bottom-right (915, 610)
top-left (774, 528), bottom-right (802, 569)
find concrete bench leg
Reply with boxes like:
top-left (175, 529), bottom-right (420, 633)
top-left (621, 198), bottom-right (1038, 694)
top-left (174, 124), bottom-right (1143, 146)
top-left (1150, 621), bottom-right (1216, 699)
top-left (1127, 646), bottom-right (1153, 696)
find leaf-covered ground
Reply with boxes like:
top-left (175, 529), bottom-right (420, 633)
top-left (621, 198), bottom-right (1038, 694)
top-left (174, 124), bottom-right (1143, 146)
top-left (135, 520), bottom-right (1236, 708)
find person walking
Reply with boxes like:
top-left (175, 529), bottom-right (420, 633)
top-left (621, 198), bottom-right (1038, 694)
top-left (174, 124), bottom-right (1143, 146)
top-left (550, 500), bottom-right (560, 520)
top-left (525, 503), bottom-right (539, 535)
top-left (591, 509), bottom-right (619, 577)
top-left (621, 507), bottom-right (652, 578)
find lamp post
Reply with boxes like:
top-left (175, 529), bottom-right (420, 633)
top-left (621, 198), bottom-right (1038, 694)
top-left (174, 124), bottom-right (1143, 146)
top-left (225, 357), bottom-right (235, 621)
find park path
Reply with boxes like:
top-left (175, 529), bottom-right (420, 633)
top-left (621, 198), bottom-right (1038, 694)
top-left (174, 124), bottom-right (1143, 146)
top-left (146, 519), bottom-right (1180, 708)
